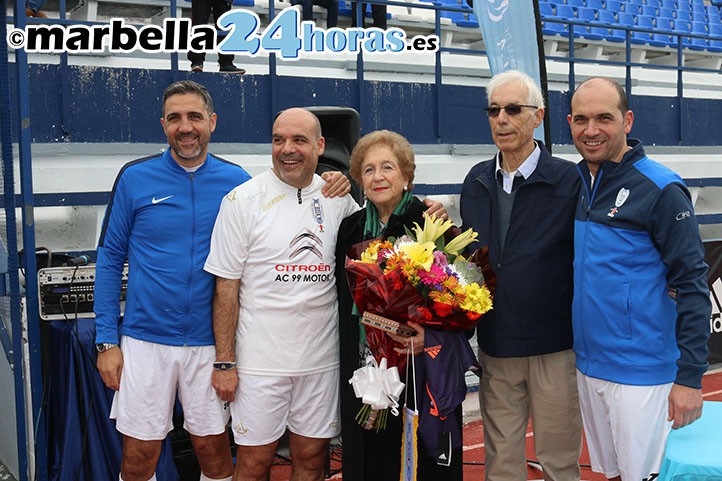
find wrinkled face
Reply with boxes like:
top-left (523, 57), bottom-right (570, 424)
top-left (271, 109), bottom-right (324, 189)
top-left (488, 81), bottom-right (543, 160)
top-left (161, 93), bottom-right (216, 167)
top-left (568, 79), bottom-right (634, 172)
top-left (361, 144), bottom-right (410, 215)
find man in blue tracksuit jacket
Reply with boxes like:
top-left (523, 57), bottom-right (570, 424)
top-left (568, 77), bottom-right (711, 481)
top-left (94, 81), bottom-right (349, 481)
top-left (94, 81), bottom-right (252, 481)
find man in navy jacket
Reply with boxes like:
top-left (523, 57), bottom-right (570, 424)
top-left (568, 77), bottom-right (711, 481)
top-left (460, 70), bottom-right (582, 481)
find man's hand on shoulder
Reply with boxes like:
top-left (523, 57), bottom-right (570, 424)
top-left (423, 197), bottom-right (448, 220)
top-left (668, 383), bottom-right (703, 429)
top-left (97, 347), bottom-right (123, 391)
top-left (212, 369), bottom-right (238, 402)
top-left (321, 171), bottom-right (351, 198)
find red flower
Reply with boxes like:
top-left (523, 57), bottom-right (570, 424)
top-left (432, 302), bottom-right (454, 317)
top-left (417, 306), bottom-right (434, 321)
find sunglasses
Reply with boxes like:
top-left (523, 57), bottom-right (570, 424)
top-left (485, 104), bottom-right (539, 117)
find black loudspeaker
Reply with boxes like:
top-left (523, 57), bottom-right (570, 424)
top-left (304, 107), bottom-right (364, 205)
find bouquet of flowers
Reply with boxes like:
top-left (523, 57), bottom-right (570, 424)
top-left (345, 213), bottom-right (494, 371)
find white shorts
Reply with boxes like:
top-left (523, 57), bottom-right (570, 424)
top-left (110, 336), bottom-right (230, 440)
top-left (576, 371), bottom-right (672, 481)
top-left (230, 369), bottom-right (340, 446)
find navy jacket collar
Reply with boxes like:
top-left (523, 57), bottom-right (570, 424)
top-left (476, 140), bottom-right (560, 191)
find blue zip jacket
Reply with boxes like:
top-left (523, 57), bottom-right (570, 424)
top-left (94, 149), bottom-right (251, 346)
top-left (573, 140), bottom-right (710, 388)
top-left (460, 142), bottom-right (580, 357)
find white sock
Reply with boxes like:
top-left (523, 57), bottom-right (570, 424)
top-left (199, 474), bottom-right (232, 481)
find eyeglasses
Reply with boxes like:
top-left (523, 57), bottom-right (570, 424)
top-left (485, 104), bottom-right (539, 118)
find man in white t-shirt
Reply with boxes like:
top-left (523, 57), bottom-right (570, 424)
top-left (204, 108), bottom-right (359, 481)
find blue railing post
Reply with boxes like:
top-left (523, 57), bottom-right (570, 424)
top-left (12, 0), bottom-right (45, 479)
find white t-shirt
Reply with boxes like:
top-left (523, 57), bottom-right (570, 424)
top-left (205, 169), bottom-right (359, 376)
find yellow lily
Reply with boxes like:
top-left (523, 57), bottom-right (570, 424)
top-left (412, 213), bottom-right (454, 244)
top-left (397, 241), bottom-right (435, 270)
top-left (444, 228), bottom-right (479, 256)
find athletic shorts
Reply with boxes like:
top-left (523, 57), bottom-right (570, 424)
top-left (230, 369), bottom-right (340, 446)
top-left (110, 336), bottom-right (230, 440)
top-left (576, 371), bottom-right (672, 481)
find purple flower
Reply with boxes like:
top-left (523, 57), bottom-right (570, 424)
top-left (433, 251), bottom-right (449, 268)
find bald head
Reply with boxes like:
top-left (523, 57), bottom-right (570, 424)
top-left (271, 108), bottom-right (325, 189)
top-left (573, 77), bottom-right (628, 116)
top-left (274, 108), bottom-right (323, 140)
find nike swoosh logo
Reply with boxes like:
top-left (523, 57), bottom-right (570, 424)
top-left (151, 195), bottom-right (173, 204)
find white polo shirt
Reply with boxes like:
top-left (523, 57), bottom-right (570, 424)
top-left (205, 169), bottom-right (359, 376)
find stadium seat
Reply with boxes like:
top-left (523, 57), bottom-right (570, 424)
top-left (556, 4), bottom-right (576, 19)
top-left (661, 0), bottom-right (676, 10)
top-left (706, 6), bottom-right (721, 25)
top-left (577, 6), bottom-right (605, 39)
top-left (634, 14), bottom-right (655, 45)
top-left (645, 0), bottom-right (661, 9)
top-left (677, 1), bottom-right (691, 12)
top-left (659, 7), bottom-right (675, 19)
top-left (642, 5), bottom-right (657, 16)
top-left (691, 10), bottom-right (705, 23)
top-left (598, 8), bottom-right (615, 23)
top-left (673, 17), bottom-right (693, 48)
top-left (625, 0), bottom-right (643, 15)
top-left (676, 9), bottom-right (692, 20)
top-left (709, 23), bottom-right (722, 51)
top-left (605, 0), bottom-right (622, 13)
top-left (586, 0), bottom-right (603, 9)
top-left (689, 20), bottom-right (708, 49)
top-left (654, 17), bottom-right (675, 45)
top-left (439, 6), bottom-right (478, 28)
top-left (542, 19), bottom-right (568, 35)
top-left (597, 9), bottom-right (625, 40)
top-left (540, 2), bottom-right (555, 17)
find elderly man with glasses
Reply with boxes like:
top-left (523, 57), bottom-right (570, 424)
top-left (460, 70), bottom-right (583, 481)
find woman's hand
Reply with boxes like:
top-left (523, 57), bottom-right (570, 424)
top-left (389, 322), bottom-right (425, 356)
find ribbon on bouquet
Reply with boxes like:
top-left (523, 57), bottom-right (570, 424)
top-left (349, 356), bottom-right (405, 415)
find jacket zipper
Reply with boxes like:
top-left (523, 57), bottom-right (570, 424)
top-left (185, 171), bottom-right (195, 346)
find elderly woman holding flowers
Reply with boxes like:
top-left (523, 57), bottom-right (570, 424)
top-left (335, 130), bottom-right (480, 481)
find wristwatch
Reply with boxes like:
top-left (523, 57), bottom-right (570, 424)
top-left (213, 361), bottom-right (237, 371)
top-left (96, 342), bottom-right (119, 353)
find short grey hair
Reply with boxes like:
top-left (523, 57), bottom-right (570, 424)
top-left (486, 70), bottom-right (545, 109)
top-left (162, 80), bottom-right (214, 116)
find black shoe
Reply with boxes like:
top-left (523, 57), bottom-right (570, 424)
top-left (219, 64), bottom-right (246, 74)
top-left (190, 63), bottom-right (203, 73)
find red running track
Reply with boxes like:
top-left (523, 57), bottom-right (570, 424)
top-left (268, 368), bottom-right (722, 480)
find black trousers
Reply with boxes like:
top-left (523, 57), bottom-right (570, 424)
top-left (188, 0), bottom-right (235, 66)
top-left (350, 1), bottom-right (387, 29)
top-left (291, 0), bottom-right (339, 27)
